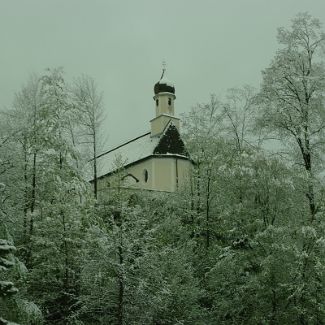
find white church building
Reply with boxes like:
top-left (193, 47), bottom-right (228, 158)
top-left (95, 69), bottom-right (192, 193)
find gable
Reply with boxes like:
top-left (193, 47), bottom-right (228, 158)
top-left (153, 124), bottom-right (189, 156)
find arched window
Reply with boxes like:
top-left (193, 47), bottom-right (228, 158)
top-left (143, 169), bottom-right (149, 182)
top-left (168, 98), bottom-right (171, 106)
top-left (156, 99), bottom-right (159, 106)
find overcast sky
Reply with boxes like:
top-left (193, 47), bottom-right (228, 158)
top-left (1, 0), bottom-right (325, 150)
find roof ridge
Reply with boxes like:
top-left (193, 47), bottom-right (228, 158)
top-left (96, 131), bottom-right (151, 159)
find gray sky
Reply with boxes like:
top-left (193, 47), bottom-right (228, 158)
top-left (1, 0), bottom-right (325, 150)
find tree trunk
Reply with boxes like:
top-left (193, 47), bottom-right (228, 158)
top-left (27, 151), bottom-right (37, 266)
top-left (62, 211), bottom-right (69, 290)
top-left (205, 167), bottom-right (211, 249)
top-left (23, 143), bottom-right (28, 242)
top-left (190, 175), bottom-right (195, 238)
top-left (93, 129), bottom-right (98, 200)
top-left (117, 233), bottom-right (124, 325)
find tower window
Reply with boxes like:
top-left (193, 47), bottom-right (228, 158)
top-left (168, 98), bottom-right (171, 106)
top-left (156, 99), bottom-right (159, 106)
top-left (143, 169), bottom-right (149, 183)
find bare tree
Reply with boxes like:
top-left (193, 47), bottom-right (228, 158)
top-left (72, 75), bottom-right (105, 199)
top-left (182, 95), bottom-right (226, 249)
top-left (258, 13), bottom-right (325, 222)
top-left (223, 85), bottom-right (258, 152)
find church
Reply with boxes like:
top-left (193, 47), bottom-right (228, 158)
top-left (95, 68), bottom-right (192, 193)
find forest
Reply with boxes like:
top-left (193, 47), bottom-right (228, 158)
top-left (1, 12), bottom-right (325, 325)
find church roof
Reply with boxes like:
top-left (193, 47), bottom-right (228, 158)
top-left (96, 123), bottom-right (189, 179)
top-left (97, 132), bottom-right (158, 179)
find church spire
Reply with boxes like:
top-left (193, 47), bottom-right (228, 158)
top-left (151, 66), bottom-right (180, 137)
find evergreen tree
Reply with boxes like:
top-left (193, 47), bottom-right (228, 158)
top-left (0, 236), bottom-right (19, 324)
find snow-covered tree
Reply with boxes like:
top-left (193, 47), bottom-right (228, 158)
top-left (0, 236), bottom-right (19, 324)
top-left (2, 12), bottom-right (325, 324)
top-left (258, 12), bottom-right (325, 221)
top-left (255, 13), bottom-right (325, 323)
top-left (22, 68), bottom-right (91, 323)
top-left (76, 167), bottom-right (202, 325)
top-left (71, 75), bottom-right (105, 199)
top-left (0, 68), bottom-right (93, 323)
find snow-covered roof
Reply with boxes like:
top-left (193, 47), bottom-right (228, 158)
top-left (97, 132), bottom-right (160, 178)
top-left (94, 119), bottom-right (190, 181)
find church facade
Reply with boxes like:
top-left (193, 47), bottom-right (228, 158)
top-left (95, 70), bottom-right (192, 193)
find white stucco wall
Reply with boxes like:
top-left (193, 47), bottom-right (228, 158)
top-left (154, 92), bottom-right (176, 116)
top-left (97, 155), bottom-right (192, 194)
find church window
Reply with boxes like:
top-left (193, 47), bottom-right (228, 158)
top-left (168, 98), bottom-right (171, 106)
top-left (156, 99), bottom-right (159, 106)
top-left (143, 169), bottom-right (149, 182)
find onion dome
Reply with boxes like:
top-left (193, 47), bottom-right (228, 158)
top-left (154, 70), bottom-right (175, 95)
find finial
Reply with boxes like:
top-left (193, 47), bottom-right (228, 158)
top-left (160, 60), bottom-right (166, 79)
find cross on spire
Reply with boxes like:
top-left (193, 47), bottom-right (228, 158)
top-left (160, 60), bottom-right (166, 79)
top-left (162, 60), bottom-right (166, 72)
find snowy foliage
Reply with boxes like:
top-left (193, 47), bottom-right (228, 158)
top-left (1, 12), bottom-right (325, 325)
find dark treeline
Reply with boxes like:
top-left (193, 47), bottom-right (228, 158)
top-left (1, 13), bottom-right (325, 324)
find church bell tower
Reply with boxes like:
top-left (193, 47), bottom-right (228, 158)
top-left (150, 65), bottom-right (180, 137)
